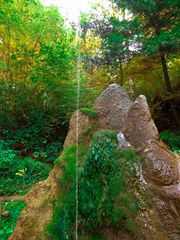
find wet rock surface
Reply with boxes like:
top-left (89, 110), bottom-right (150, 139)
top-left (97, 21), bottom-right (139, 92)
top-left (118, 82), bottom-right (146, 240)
top-left (142, 140), bottom-right (179, 186)
top-left (125, 93), bottom-right (180, 240)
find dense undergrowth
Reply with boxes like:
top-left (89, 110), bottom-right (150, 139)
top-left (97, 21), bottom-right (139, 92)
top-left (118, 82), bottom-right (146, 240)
top-left (0, 144), bottom-right (51, 196)
top-left (160, 131), bottom-right (180, 153)
top-left (48, 130), bottom-right (142, 240)
top-left (0, 122), bottom-right (65, 196)
top-left (0, 122), bottom-right (65, 240)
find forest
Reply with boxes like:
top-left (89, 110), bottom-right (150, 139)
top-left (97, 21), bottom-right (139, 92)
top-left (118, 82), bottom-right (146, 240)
top-left (0, 0), bottom-right (180, 239)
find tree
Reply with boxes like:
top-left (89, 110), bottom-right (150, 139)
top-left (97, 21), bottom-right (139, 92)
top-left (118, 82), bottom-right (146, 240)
top-left (80, 3), bottom-right (143, 90)
top-left (0, 0), bottom-right (77, 128)
top-left (111, 0), bottom-right (180, 94)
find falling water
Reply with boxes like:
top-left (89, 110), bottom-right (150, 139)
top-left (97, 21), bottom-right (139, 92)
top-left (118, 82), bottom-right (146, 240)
top-left (75, 21), bottom-right (81, 240)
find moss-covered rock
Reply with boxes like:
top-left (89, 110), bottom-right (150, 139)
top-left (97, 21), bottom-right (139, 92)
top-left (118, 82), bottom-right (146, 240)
top-left (10, 84), bottom-right (180, 240)
top-left (48, 130), bottom-right (141, 240)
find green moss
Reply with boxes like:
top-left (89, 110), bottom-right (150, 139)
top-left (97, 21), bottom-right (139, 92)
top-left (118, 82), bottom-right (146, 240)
top-left (48, 130), bottom-right (141, 239)
top-left (83, 126), bottom-right (92, 136)
top-left (53, 157), bottom-right (60, 165)
top-left (80, 108), bottom-right (97, 118)
top-left (54, 145), bottom-right (76, 165)
top-left (0, 201), bottom-right (26, 240)
top-left (59, 145), bottom-right (76, 184)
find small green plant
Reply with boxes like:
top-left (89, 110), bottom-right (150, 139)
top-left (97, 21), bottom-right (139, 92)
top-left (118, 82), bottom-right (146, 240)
top-left (80, 108), bottom-right (97, 118)
top-left (49, 130), bottom-right (141, 239)
top-left (0, 201), bottom-right (26, 240)
top-left (160, 131), bottom-right (180, 152)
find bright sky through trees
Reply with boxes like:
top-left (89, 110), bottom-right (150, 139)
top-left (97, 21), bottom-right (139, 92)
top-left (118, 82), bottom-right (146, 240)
top-left (41, 0), bottom-right (97, 22)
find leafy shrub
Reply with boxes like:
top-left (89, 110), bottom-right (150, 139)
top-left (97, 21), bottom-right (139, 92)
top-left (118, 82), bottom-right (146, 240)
top-left (0, 201), bottom-right (26, 240)
top-left (80, 108), bottom-right (97, 118)
top-left (160, 131), bottom-right (180, 152)
top-left (48, 130), bottom-right (141, 239)
top-left (0, 141), bottom-right (51, 196)
top-left (2, 123), bottom-right (63, 164)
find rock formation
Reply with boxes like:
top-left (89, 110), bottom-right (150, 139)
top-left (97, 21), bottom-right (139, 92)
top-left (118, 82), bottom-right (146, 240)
top-left (10, 84), bottom-right (180, 240)
top-left (124, 94), bottom-right (180, 240)
top-left (94, 84), bottom-right (133, 131)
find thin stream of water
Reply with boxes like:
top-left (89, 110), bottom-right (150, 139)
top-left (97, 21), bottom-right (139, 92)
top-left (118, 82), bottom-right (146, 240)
top-left (75, 22), bottom-right (81, 240)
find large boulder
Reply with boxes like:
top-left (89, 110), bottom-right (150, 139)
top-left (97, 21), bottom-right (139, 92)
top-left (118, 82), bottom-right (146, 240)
top-left (10, 84), bottom-right (180, 240)
top-left (93, 84), bottom-right (132, 131)
top-left (9, 168), bottom-right (60, 240)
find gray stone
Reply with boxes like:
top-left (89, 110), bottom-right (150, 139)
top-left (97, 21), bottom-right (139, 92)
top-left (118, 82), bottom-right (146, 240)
top-left (63, 110), bottom-right (89, 149)
top-left (143, 140), bottom-right (179, 185)
top-left (94, 84), bottom-right (133, 131)
top-left (125, 95), bottom-right (159, 152)
top-left (125, 94), bottom-right (180, 186)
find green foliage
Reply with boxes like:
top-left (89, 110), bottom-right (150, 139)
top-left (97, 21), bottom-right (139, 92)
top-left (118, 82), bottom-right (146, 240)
top-left (90, 235), bottom-right (104, 240)
top-left (0, 140), bottom-right (51, 196)
top-left (111, 0), bottom-right (179, 93)
top-left (0, 0), bottom-right (77, 130)
top-left (59, 146), bottom-right (76, 184)
top-left (49, 130), bottom-right (141, 239)
top-left (0, 201), bottom-right (26, 240)
top-left (2, 121), bottom-right (63, 164)
top-left (160, 131), bottom-right (180, 153)
top-left (80, 108), bottom-right (97, 118)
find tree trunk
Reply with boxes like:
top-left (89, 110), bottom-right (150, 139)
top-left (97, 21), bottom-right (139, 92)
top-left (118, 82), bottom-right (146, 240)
top-left (159, 51), bottom-right (173, 93)
top-left (159, 51), bottom-right (180, 128)
top-left (119, 60), bottom-right (124, 86)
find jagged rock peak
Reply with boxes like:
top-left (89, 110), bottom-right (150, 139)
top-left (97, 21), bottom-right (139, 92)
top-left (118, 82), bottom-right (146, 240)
top-left (93, 84), bottom-right (133, 131)
top-left (125, 94), bottom-right (159, 151)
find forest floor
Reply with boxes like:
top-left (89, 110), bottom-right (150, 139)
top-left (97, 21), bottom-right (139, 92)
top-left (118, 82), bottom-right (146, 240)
top-left (0, 124), bottom-right (63, 239)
